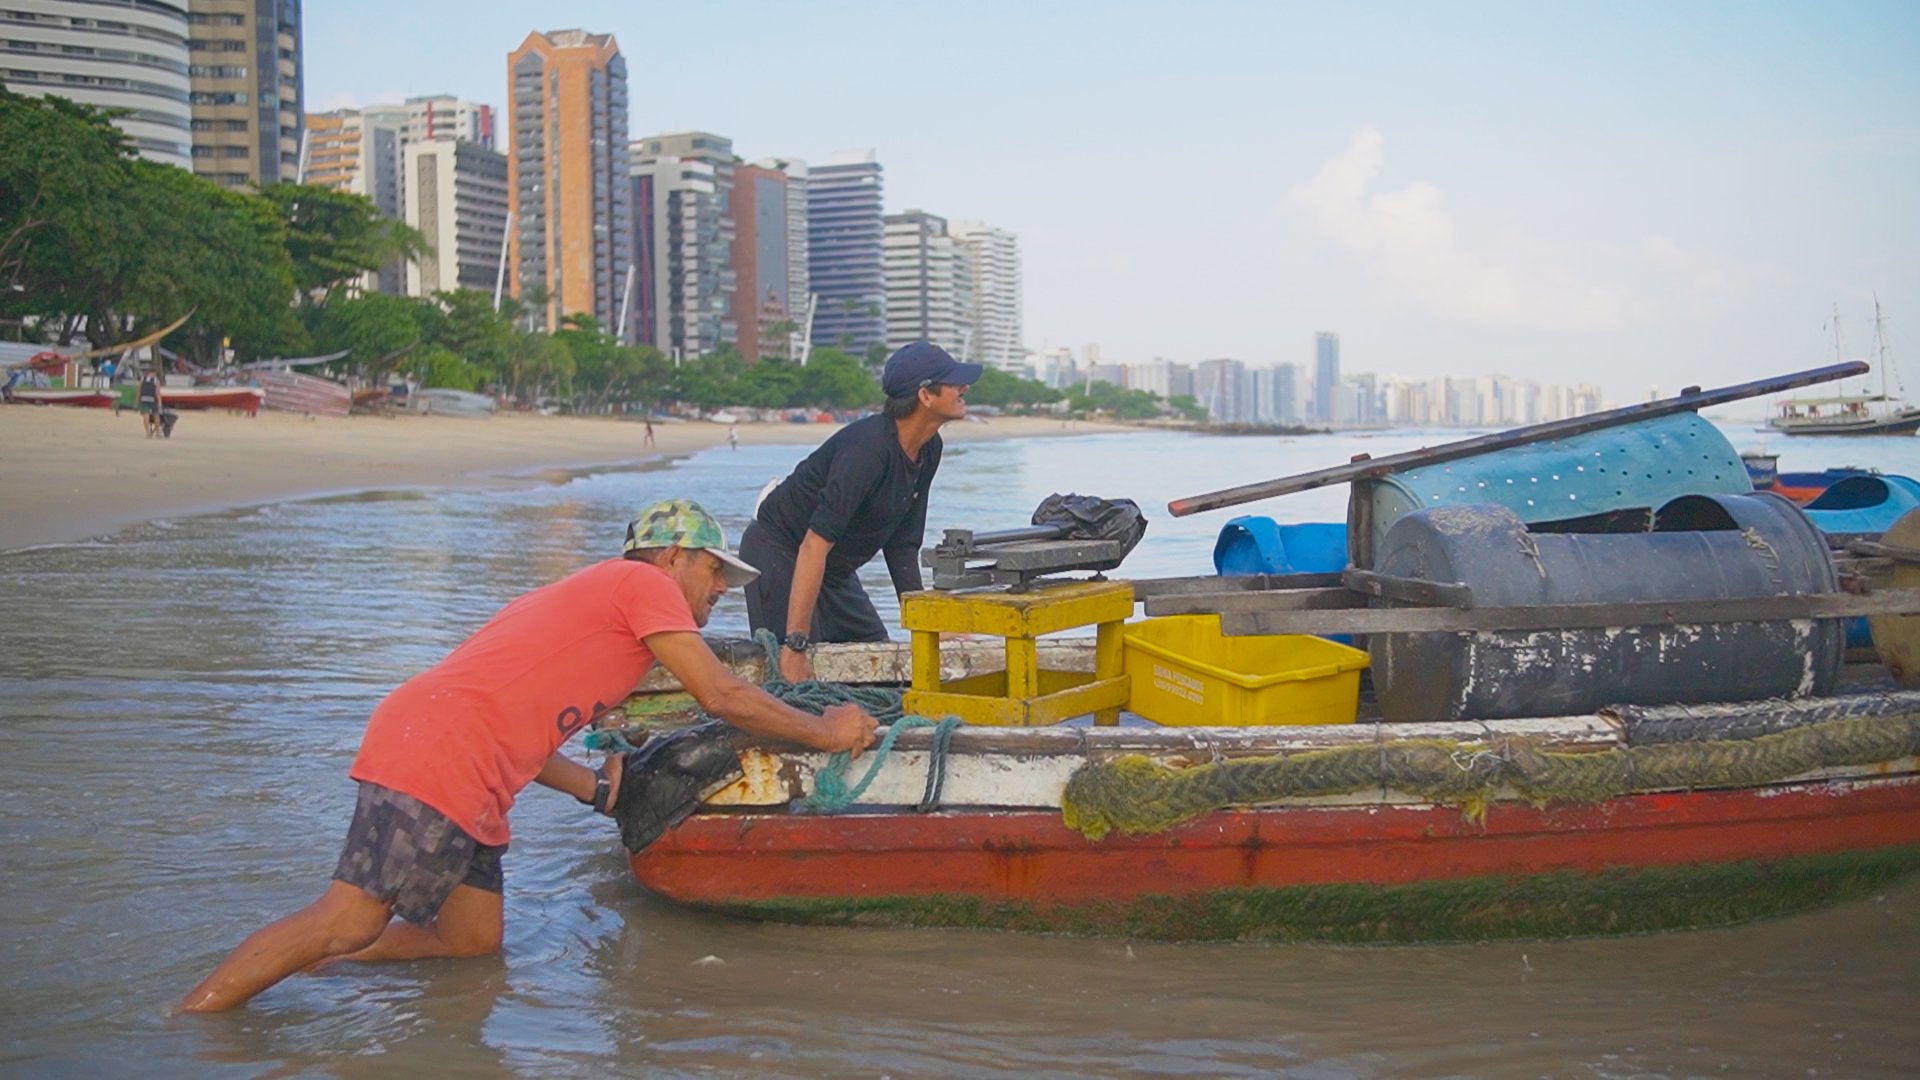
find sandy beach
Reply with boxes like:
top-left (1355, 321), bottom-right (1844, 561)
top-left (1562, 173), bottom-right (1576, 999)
top-left (0, 405), bottom-right (1128, 552)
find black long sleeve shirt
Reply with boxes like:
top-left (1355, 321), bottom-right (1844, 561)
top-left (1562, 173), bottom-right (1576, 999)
top-left (755, 414), bottom-right (940, 594)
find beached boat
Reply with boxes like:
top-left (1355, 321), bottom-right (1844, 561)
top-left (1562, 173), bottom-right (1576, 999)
top-left (258, 370), bottom-right (350, 419)
top-left (5, 387), bottom-right (117, 408)
top-left (157, 386), bottom-right (264, 414)
top-left (611, 365), bottom-right (1920, 941)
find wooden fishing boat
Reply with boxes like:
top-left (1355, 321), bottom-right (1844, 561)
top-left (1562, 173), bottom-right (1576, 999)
top-left (5, 387), bottom-right (117, 408)
top-left (159, 386), bottom-right (264, 414)
top-left (612, 365), bottom-right (1920, 942)
top-left (612, 639), bottom-right (1920, 942)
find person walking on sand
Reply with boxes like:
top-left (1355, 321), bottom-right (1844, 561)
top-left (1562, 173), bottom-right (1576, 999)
top-left (137, 367), bottom-right (162, 437)
top-left (729, 421), bottom-right (739, 451)
top-left (740, 340), bottom-right (980, 682)
top-left (644, 420), bottom-right (656, 448)
top-left (177, 500), bottom-right (878, 1014)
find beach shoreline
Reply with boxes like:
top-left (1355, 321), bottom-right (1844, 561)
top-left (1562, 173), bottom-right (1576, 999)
top-left (0, 406), bottom-right (1130, 553)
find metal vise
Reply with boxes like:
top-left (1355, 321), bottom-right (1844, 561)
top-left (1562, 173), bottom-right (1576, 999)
top-left (922, 524), bottom-right (1133, 591)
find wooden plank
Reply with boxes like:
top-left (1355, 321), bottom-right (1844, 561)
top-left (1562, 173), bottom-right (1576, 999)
top-left (1218, 587), bottom-right (1920, 636)
top-left (1144, 587), bottom-right (1363, 617)
top-left (1126, 572), bottom-right (1346, 598)
top-left (1342, 569), bottom-right (1474, 608)
top-left (1166, 362), bottom-right (1867, 517)
top-left (1850, 541), bottom-right (1920, 566)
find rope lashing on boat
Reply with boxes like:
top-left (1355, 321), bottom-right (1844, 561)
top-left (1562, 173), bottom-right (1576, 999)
top-left (591, 631), bottom-right (964, 812)
top-left (1060, 709), bottom-right (1920, 840)
top-left (801, 714), bottom-right (964, 814)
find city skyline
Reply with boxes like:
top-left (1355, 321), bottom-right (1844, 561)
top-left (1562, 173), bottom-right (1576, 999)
top-left (300, 1), bottom-right (1920, 403)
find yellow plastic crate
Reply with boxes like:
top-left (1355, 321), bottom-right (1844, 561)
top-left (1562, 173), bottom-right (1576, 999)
top-left (1121, 615), bottom-right (1369, 727)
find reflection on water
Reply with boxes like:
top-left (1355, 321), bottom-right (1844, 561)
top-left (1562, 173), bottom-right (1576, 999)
top-left (2, 428), bottom-right (1917, 1076)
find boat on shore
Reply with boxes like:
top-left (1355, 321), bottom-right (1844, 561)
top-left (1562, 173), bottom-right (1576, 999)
top-left (155, 385), bottom-right (264, 414)
top-left (608, 364), bottom-right (1920, 942)
top-left (5, 387), bottom-right (117, 408)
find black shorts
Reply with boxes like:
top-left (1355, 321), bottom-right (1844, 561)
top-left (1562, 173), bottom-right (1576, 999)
top-left (739, 520), bottom-right (890, 644)
top-left (332, 782), bottom-right (506, 924)
top-left (138, 400), bottom-right (157, 415)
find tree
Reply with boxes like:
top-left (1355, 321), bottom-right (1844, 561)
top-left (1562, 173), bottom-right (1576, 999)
top-left (967, 366), bottom-right (1062, 409)
top-left (1168, 394), bottom-right (1209, 422)
top-left (419, 288), bottom-right (515, 387)
top-left (0, 88), bottom-right (135, 329)
top-left (403, 344), bottom-right (481, 391)
top-left (1067, 380), bottom-right (1163, 420)
top-left (506, 331), bottom-right (573, 402)
top-left (260, 183), bottom-right (427, 307)
top-left (737, 357), bottom-right (802, 407)
top-left (798, 347), bottom-right (881, 409)
top-left (313, 292), bottom-right (423, 382)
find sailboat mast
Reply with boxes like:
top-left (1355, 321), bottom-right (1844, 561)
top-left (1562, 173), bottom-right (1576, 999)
top-left (1875, 294), bottom-right (1904, 398)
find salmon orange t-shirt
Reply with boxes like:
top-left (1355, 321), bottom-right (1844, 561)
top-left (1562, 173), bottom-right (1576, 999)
top-left (349, 558), bottom-right (698, 845)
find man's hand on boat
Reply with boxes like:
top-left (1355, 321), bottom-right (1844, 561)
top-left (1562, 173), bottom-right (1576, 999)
top-left (647, 631), bottom-right (879, 758)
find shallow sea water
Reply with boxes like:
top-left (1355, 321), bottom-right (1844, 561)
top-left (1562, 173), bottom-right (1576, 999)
top-left (2, 424), bottom-right (1917, 1077)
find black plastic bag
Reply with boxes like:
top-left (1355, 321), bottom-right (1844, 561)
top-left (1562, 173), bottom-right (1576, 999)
top-left (1030, 493), bottom-right (1148, 558)
top-left (613, 720), bottom-right (743, 854)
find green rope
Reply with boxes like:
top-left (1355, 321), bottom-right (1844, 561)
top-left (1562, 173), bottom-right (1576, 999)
top-left (801, 715), bottom-right (963, 813)
top-left (591, 630), bottom-right (963, 812)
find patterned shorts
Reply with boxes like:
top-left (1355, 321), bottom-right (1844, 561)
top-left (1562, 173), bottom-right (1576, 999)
top-left (332, 782), bottom-right (507, 925)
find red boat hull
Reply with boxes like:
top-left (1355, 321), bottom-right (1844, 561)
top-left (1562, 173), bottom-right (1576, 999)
top-left (631, 776), bottom-right (1920, 940)
top-left (163, 387), bottom-right (264, 414)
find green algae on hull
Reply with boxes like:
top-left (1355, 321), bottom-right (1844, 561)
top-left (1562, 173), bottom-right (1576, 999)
top-left (701, 846), bottom-right (1920, 943)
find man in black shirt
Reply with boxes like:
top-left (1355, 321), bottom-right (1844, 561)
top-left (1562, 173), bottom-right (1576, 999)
top-left (741, 341), bottom-right (982, 681)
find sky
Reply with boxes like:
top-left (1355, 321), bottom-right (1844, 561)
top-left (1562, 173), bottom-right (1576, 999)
top-left (307, 1), bottom-right (1920, 405)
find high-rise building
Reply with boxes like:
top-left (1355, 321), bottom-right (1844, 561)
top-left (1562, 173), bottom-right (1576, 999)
top-left (1314, 331), bottom-right (1340, 424)
top-left (507, 28), bottom-right (630, 332)
top-left (630, 131), bottom-right (735, 358)
top-left (366, 94), bottom-right (496, 151)
top-left (1196, 358), bottom-right (1247, 422)
top-left (883, 210), bottom-right (963, 354)
top-left (302, 108), bottom-right (403, 292)
top-left (756, 158), bottom-right (811, 348)
top-left (404, 138), bottom-right (509, 297)
top-left (186, 0), bottom-right (301, 188)
top-left (951, 220), bottom-right (1023, 373)
top-left (730, 164), bottom-right (792, 361)
top-left (808, 150), bottom-right (886, 355)
top-left (0, 0), bottom-right (193, 168)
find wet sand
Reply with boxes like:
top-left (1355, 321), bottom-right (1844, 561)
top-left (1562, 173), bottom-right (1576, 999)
top-left (0, 406), bottom-right (1125, 552)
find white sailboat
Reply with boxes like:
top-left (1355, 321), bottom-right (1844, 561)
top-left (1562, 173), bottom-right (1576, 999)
top-left (1768, 300), bottom-right (1920, 436)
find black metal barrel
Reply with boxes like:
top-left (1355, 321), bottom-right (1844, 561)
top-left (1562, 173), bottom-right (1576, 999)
top-left (1369, 492), bottom-right (1845, 722)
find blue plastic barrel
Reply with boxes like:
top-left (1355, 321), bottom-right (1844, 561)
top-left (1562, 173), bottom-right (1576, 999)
top-left (1213, 518), bottom-right (1348, 575)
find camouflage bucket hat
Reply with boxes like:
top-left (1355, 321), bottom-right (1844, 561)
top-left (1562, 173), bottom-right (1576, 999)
top-left (623, 499), bottom-right (760, 587)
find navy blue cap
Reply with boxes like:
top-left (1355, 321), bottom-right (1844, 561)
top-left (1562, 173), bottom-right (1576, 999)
top-left (881, 341), bottom-right (984, 398)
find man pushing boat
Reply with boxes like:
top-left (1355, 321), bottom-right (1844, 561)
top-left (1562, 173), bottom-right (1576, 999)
top-left (742, 339), bottom-right (982, 682)
top-left (178, 500), bottom-right (878, 1013)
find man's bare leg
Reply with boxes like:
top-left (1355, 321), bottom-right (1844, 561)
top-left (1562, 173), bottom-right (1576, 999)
top-left (177, 881), bottom-right (393, 1013)
top-left (322, 883), bottom-right (503, 964)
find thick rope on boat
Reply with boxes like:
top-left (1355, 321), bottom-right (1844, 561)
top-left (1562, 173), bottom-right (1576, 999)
top-left (1060, 711), bottom-right (1920, 841)
top-left (1611, 690), bottom-right (1920, 746)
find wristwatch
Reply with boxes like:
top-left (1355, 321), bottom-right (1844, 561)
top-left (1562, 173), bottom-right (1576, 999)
top-left (579, 763), bottom-right (612, 813)
top-left (782, 631), bottom-right (812, 653)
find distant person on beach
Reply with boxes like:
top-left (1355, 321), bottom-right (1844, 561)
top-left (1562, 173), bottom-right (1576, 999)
top-left (740, 340), bottom-right (980, 681)
top-left (137, 368), bottom-right (162, 437)
top-left (644, 420), bottom-right (656, 448)
top-left (728, 422), bottom-right (739, 451)
top-left (177, 500), bottom-right (878, 1013)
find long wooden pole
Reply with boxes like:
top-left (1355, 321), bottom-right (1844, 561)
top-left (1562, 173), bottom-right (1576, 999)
top-left (1167, 362), bottom-right (1867, 518)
